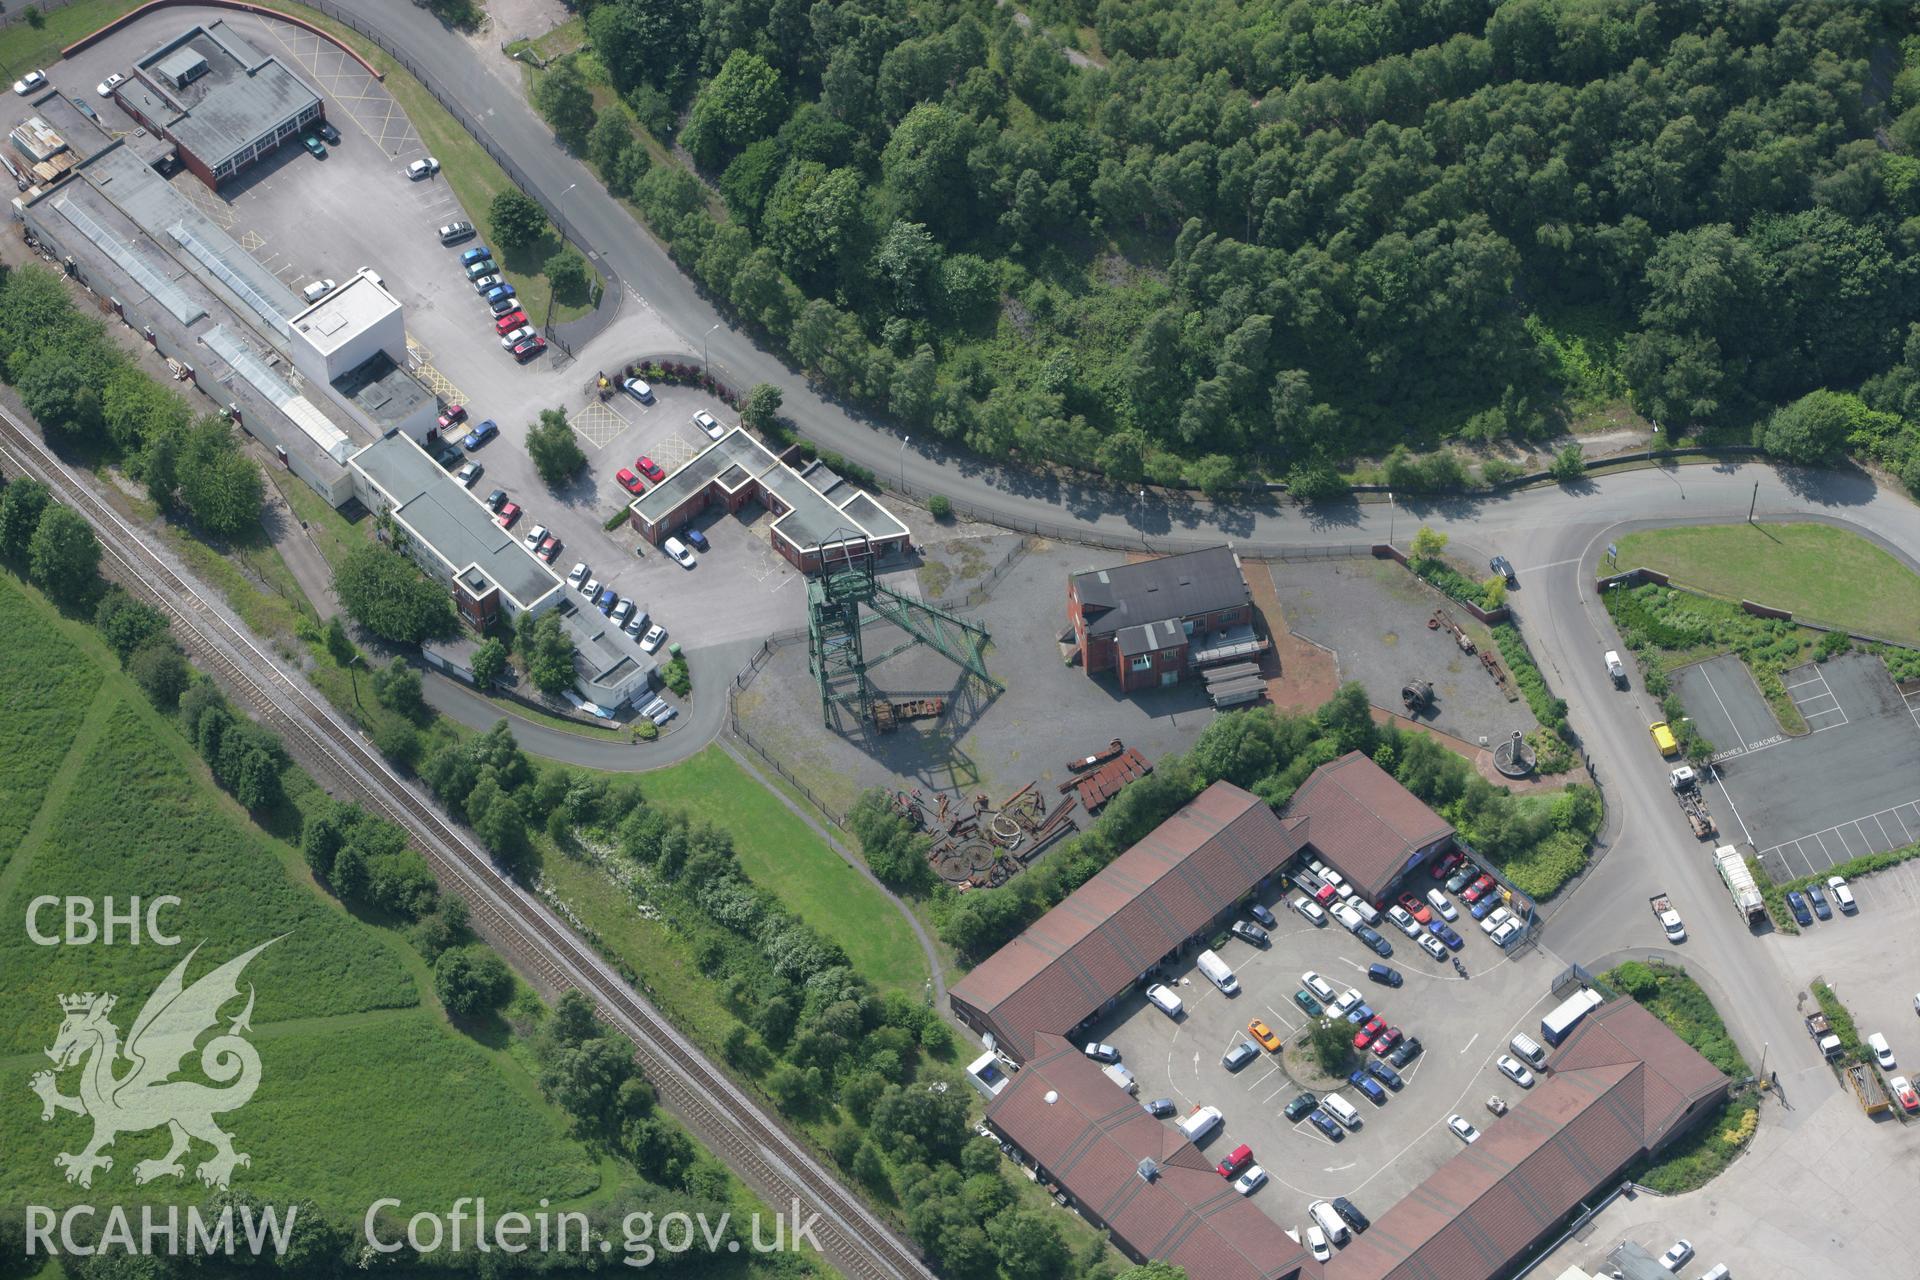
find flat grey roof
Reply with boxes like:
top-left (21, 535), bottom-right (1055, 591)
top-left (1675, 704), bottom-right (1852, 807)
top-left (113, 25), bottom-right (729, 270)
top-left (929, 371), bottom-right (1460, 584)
top-left (629, 427), bottom-right (907, 554)
top-left (168, 60), bottom-right (317, 168)
top-left (559, 608), bottom-right (654, 704)
top-left (334, 352), bottom-right (433, 431)
top-left (352, 433), bottom-right (561, 610)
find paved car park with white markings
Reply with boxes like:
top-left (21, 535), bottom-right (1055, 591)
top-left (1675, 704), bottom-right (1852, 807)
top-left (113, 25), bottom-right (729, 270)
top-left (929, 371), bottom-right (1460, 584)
top-left (1073, 869), bottom-right (1564, 1235)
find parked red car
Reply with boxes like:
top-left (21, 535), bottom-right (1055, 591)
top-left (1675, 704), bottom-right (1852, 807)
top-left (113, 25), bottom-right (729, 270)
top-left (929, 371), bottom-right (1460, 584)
top-left (1371, 1027), bottom-right (1403, 1057)
top-left (1397, 892), bottom-right (1433, 924)
top-left (1462, 874), bottom-right (1496, 904)
top-left (1313, 883), bottom-right (1338, 905)
top-left (616, 468), bottom-right (644, 494)
top-left (436, 404), bottom-right (467, 430)
top-left (494, 501), bottom-right (520, 528)
top-left (1215, 1144), bottom-right (1253, 1179)
top-left (536, 535), bottom-right (560, 562)
top-left (493, 310), bottom-right (528, 335)
top-left (1430, 850), bottom-right (1464, 879)
top-left (1352, 1016), bottom-right (1386, 1050)
top-left (512, 335), bottom-right (547, 362)
top-left (637, 455), bottom-right (665, 482)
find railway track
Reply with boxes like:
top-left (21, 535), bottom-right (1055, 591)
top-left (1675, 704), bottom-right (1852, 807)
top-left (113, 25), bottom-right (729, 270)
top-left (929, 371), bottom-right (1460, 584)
top-left (0, 411), bottom-right (933, 1280)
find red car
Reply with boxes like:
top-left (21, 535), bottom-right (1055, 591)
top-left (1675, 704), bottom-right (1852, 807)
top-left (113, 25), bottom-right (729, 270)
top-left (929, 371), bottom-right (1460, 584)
top-left (1352, 1016), bottom-right (1385, 1050)
top-left (493, 310), bottom-right (528, 335)
top-left (536, 535), bottom-right (560, 562)
top-left (494, 501), bottom-right (520, 528)
top-left (1397, 892), bottom-right (1433, 925)
top-left (1313, 882), bottom-right (1338, 905)
top-left (1371, 1026), bottom-right (1403, 1057)
top-left (616, 467), bottom-right (644, 494)
top-left (437, 404), bottom-right (467, 430)
top-left (1215, 1143), bottom-right (1253, 1179)
top-left (512, 335), bottom-right (547, 362)
top-left (636, 455), bottom-right (665, 482)
top-left (1430, 850), bottom-right (1464, 879)
top-left (1462, 874), bottom-right (1496, 904)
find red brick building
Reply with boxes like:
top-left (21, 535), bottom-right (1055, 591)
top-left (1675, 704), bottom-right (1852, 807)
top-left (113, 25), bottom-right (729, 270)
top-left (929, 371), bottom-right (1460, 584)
top-left (1067, 546), bottom-right (1264, 692)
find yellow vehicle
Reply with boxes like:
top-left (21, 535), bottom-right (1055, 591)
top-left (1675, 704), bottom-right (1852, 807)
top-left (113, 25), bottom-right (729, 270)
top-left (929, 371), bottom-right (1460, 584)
top-left (1248, 1019), bottom-right (1283, 1052)
top-left (1650, 721), bottom-right (1679, 757)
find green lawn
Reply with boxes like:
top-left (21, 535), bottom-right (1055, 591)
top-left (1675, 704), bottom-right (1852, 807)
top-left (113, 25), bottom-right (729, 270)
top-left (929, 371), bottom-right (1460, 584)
top-left (1613, 523), bottom-right (1920, 646)
top-left (0, 577), bottom-right (103, 862)
top-left (0, 0), bottom-right (139, 72)
top-left (634, 747), bottom-right (928, 991)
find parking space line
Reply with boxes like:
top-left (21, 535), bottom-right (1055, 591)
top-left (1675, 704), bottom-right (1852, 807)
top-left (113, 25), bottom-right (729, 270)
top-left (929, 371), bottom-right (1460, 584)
top-left (1697, 666), bottom-right (1751, 751)
top-left (1875, 815), bottom-right (1897, 849)
top-left (1896, 807), bottom-right (1917, 842)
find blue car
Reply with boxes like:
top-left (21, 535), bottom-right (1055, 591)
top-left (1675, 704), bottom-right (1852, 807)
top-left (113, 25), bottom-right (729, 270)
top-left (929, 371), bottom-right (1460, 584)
top-left (1344, 1001), bottom-right (1373, 1025)
top-left (1365, 1059), bottom-right (1402, 1090)
top-left (1470, 896), bottom-right (1496, 920)
top-left (1306, 1109), bottom-right (1343, 1141)
top-left (460, 246), bottom-right (492, 265)
top-left (596, 588), bottom-right (618, 615)
top-left (484, 283), bottom-right (516, 304)
top-left (1356, 924), bottom-right (1392, 957)
top-left (460, 419), bottom-right (498, 449)
top-left (1786, 890), bottom-right (1813, 926)
top-left (1807, 884), bottom-right (1832, 920)
top-left (1431, 922), bottom-right (1464, 950)
top-left (685, 528), bottom-right (711, 552)
top-left (1348, 1071), bottom-right (1388, 1105)
top-left (1247, 902), bottom-right (1278, 929)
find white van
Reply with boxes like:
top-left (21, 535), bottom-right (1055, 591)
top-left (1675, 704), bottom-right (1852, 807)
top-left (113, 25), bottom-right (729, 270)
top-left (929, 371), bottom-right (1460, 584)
top-left (1509, 1033), bottom-right (1547, 1068)
top-left (1307, 1200), bottom-right (1350, 1246)
top-left (1697, 1266), bottom-right (1729, 1280)
top-left (1102, 1063), bottom-right (1138, 1095)
top-left (1196, 949), bottom-right (1239, 995)
top-left (1145, 983), bottom-right (1184, 1018)
top-left (1332, 902), bottom-right (1364, 934)
top-left (1344, 895), bottom-right (1381, 927)
top-left (1177, 1105), bottom-right (1223, 1143)
top-left (1319, 1092), bottom-right (1362, 1130)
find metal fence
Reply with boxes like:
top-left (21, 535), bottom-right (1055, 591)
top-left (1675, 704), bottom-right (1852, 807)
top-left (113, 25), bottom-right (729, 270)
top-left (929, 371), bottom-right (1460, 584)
top-left (725, 630), bottom-right (848, 830)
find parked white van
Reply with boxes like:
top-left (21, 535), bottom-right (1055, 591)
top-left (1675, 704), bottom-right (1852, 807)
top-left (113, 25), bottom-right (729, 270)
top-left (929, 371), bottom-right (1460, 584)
top-left (1176, 1105), bottom-right (1223, 1143)
top-left (1331, 902), bottom-right (1365, 934)
top-left (1102, 1063), bottom-right (1138, 1095)
top-left (1307, 1200), bottom-right (1350, 1245)
top-left (1145, 983), bottom-right (1184, 1018)
top-left (1196, 949), bottom-right (1239, 995)
top-left (1319, 1092), bottom-right (1362, 1130)
top-left (1344, 895), bottom-right (1381, 927)
top-left (1509, 1033), bottom-right (1548, 1069)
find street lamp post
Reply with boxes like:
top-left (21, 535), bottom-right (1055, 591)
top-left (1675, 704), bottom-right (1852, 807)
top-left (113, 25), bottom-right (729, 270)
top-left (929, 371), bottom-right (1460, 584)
top-left (702, 322), bottom-right (721, 388)
top-left (899, 436), bottom-right (910, 492)
top-left (1388, 491), bottom-right (1396, 546)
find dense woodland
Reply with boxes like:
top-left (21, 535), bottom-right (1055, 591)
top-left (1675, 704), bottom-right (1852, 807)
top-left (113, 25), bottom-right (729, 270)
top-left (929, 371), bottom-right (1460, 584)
top-left (547, 0), bottom-right (1920, 491)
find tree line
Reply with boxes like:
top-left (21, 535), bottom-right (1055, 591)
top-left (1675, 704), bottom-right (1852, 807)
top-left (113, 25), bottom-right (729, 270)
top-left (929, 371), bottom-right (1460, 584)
top-left (539, 1), bottom-right (1920, 494)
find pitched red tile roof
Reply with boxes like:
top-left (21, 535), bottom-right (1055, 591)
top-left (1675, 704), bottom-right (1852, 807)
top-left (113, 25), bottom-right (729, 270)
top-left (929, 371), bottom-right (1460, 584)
top-left (987, 1035), bottom-right (1310, 1280)
top-left (1288, 751), bottom-right (1454, 902)
top-left (949, 782), bottom-right (1305, 1061)
top-left (1326, 1001), bottom-right (1727, 1280)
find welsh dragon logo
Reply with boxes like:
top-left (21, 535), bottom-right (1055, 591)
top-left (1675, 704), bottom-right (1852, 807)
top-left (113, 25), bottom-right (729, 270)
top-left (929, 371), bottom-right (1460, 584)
top-left (29, 939), bottom-right (278, 1190)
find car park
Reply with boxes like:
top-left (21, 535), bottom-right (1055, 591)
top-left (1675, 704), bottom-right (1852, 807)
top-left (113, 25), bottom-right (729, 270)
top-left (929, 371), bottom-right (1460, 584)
top-left (302, 135), bottom-right (327, 159)
top-left (1229, 920), bottom-right (1268, 947)
top-left (1083, 1042), bottom-right (1118, 1063)
top-left (1426, 888), bottom-right (1458, 920)
top-left (455, 462), bottom-right (481, 487)
top-left (1447, 1114), bottom-right (1478, 1143)
top-left (1293, 895), bottom-right (1327, 926)
top-left (1306, 1109), bottom-right (1343, 1142)
top-left (1786, 890), bottom-right (1813, 925)
top-left (1828, 874), bottom-right (1857, 913)
top-left (1232, 1164), bottom-right (1266, 1196)
top-left (439, 220), bottom-right (476, 244)
top-left (1247, 902), bottom-right (1277, 929)
top-left (1370, 1026), bottom-right (1403, 1056)
top-left (1332, 1198), bottom-right (1371, 1233)
top-left (692, 410), bottom-right (724, 439)
top-left (494, 501), bottom-right (520, 528)
top-left (1807, 884), bottom-right (1833, 920)
top-left (462, 419), bottom-right (499, 449)
top-left (1660, 1240), bottom-right (1694, 1273)
top-left (1387, 1036), bottom-right (1422, 1067)
top-left (664, 537), bottom-right (696, 568)
top-left (97, 73), bottom-right (125, 97)
top-left (315, 120), bottom-right (341, 145)
top-left (1496, 1055), bottom-right (1535, 1087)
top-left (1283, 1093), bottom-right (1318, 1122)
top-left (1365, 1059), bottom-right (1402, 1090)
top-left (483, 488), bottom-right (508, 512)
top-left (513, 336), bottom-right (547, 362)
top-left (1397, 893), bottom-right (1432, 924)
top-left (1293, 989), bottom-right (1323, 1017)
top-left (13, 70), bottom-right (47, 95)
top-left (406, 156), bottom-right (440, 179)
top-left (493, 310), bottom-right (528, 336)
top-left (1367, 962), bottom-right (1402, 987)
top-left (1417, 932), bottom-right (1447, 960)
top-left (1215, 1144), bottom-right (1253, 1179)
top-left (1142, 1097), bottom-right (1176, 1118)
top-left (1349, 1070), bottom-right (1387, 1105)
top-left (639, 624), bottom-right (667, 653)
top-left (1385, 905), bottom-right (1421, 938)
top-left (1301, 971), bottom-right (1336, 1003)
top-left (1353, 1016), bottom-right (1385, 1050)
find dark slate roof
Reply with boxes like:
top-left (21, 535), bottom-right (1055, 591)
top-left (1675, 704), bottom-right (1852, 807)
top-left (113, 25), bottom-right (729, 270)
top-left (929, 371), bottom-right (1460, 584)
top-left (1289, 751), bottom-right (1454, 902)
top-left (1072, 546), bottom-right (1249, 638)
top-left (1326, 1000), bottom-right (1727, 1280)
top-left (1117, 619), bottom-right (1187, 657)
top-left (987, 1036), bottom-right (1309, 1280)
top-left (949, 782), bottom-right (1304, 1062)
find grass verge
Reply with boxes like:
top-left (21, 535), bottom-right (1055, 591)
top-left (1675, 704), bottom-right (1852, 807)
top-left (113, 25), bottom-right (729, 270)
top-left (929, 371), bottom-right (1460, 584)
top-left (1602, 960), bottom-right (1749, 1076)
top-left (1603, 581), bottom-right (1817, 737)
top-left (1616, 523), bottom-right (1920, 646)
top-left (1631, 1092), bottom-right (1759, 1194)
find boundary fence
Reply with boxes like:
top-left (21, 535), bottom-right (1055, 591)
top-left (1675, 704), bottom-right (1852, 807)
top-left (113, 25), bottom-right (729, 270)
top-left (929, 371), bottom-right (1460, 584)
top-left (724, 629), bottom-right (849, 829)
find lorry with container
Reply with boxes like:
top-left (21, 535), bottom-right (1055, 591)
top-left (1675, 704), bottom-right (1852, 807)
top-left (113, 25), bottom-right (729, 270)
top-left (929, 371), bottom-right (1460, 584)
top-left (1648, 894), bottom-right (1686, 943)
top-left (1805, 1013), bottom-right (1843, 1061)
top-left (1605, 651), bottom-right (1627, 688)
top-left (1713, 845), bottom-right (1767, 925)
top-left (1540, 988), bottom-right (1605, 1045)
top-left (1670, 767), bottom-right (1716, 839)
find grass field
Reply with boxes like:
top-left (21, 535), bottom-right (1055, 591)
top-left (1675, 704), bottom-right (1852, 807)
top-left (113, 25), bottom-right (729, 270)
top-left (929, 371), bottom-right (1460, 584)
top-left (0, 577), bottom-right (105, 865)
top-left (1613, 523), bottom-right (1920, 646)
top-left (0, 578), bottom-right (602, 1218)
top-left (635, 747), bottom-right (927, 991)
